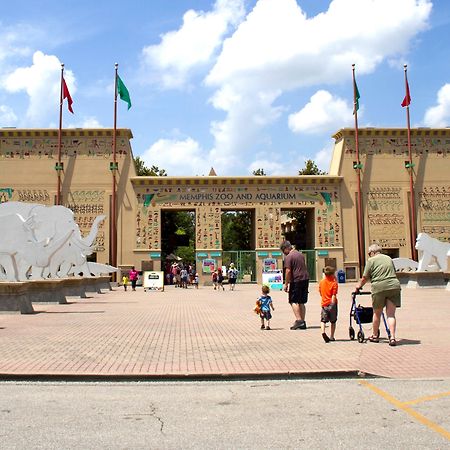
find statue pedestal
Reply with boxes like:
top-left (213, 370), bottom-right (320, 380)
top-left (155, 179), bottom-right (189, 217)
top-left (27, 279), bottom-right (67, 304)
top-left (0, 283), bottom-right (35, 314)
top-left (397, 271), bottom-right (450, 289)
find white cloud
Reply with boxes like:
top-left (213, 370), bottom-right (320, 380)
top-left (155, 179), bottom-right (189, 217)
top-left (207, 0), bottom-right (431, 88)
top-left (288, 90), bottom-right (353, 135)
top-left (248, 159), bottom-right (285, 176)
top-left (201, 0), bottom-right (431, 172)
top-left (0, 105), bottom-right (18, 125)
top-left (314, 143), bottom-right (334, 173)
top-left (3, 51), bottom-right (76, 127)
top-left (141, 0), bottom-right (245, 88)
top-left (141, 137), bottom-right (212, 176)
top-left (67, 117), bottom-right (104, 129)
top-left (0, 23), bottom-right (35, 63)
top-left (423, 83), bottom-right (450, 127)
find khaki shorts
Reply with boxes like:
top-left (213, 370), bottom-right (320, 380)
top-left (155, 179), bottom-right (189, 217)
top-left (372, 288), bottom-right (401, 310)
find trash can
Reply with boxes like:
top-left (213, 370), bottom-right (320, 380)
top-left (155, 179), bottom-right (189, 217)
top-left (337, 269), bottom-right (346, 283)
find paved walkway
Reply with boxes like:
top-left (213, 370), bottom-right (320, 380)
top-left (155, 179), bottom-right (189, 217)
top-left (0, 282), bottom-right (449, 379)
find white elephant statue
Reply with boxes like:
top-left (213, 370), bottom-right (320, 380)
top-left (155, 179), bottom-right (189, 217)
top-left (0, 202), bottom-right (107, 280)
top-left (0, 213), bottom-right (73, 281)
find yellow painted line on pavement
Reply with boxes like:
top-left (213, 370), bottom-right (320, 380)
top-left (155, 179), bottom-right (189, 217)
top-left (403, 391), bottom-right (450, 406)
top-left (360, 381), bottom-right (450, 442)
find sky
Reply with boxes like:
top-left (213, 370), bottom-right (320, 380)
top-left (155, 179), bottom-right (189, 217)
top-left (1, 0), bottom-right (450, 176)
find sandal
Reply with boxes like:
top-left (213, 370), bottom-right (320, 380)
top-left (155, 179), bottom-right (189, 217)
top-left (368, 335), bottom-right (379, 343)
top-left (389, 338), bottom-right (397, 347)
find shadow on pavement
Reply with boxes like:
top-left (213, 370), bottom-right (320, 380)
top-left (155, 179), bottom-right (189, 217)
top-left (398, 338), bottom-right (421, 346)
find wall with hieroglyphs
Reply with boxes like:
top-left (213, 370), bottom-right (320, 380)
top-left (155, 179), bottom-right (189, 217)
top-left (0, 129), bottom-right (136, 267)
top-left (331, 128), bottom-right (450, 276)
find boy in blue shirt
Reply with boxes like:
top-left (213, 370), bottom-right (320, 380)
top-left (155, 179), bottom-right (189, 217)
top-left (258, 285), bottom-right (275, 330)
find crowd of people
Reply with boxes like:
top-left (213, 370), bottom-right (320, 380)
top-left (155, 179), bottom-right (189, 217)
top-left (165, 262), bottom-right (198, 288)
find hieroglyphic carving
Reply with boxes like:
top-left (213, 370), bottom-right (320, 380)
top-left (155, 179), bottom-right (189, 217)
top-left (367, 187), bottom-right (407, 248)
top-left (135, 193), bottom-right (161, 249)
top-left (255, 206), bottom-right (280, 248)
top-left (196, 206), bottom-right (221, 249)
top-left (316, 189), bottom-right (341, 247)
top-left (344, 136), bottom-right (450, 157)
top-left (419, 185), bottom-right (450, 242)
top-left (0, 188), bottom-right (14, 203)
top-left (65, 190), bottom-right (106, 252)
top-left (0, 137), bottom-right (129, 159)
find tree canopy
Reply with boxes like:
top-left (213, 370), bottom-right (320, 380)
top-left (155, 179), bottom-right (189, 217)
top-left (134, 156), bottom-right (167, 176)
top-left (298, 159), bottom-right (326, 175)
top-left (252, 168), bottom-right (267, 176)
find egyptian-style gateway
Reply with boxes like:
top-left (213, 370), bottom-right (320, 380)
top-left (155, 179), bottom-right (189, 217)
top-left (0, 127), bottom-right (448, 284)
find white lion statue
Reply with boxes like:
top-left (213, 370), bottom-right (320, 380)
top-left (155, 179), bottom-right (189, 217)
top-left (415, 232), bottom-right (450, 272)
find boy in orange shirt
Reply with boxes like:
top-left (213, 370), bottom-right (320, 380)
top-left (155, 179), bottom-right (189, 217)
top-left (318, 266), bottom-right (338, 343)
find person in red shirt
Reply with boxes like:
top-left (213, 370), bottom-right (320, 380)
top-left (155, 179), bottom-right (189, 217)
top-left (318, 266), bottom-right (338, 343)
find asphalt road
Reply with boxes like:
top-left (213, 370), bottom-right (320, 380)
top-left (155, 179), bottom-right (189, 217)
top-left (1, 378), bottom-right (449, 449)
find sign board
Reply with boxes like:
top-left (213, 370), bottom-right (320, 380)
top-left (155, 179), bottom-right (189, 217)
top-left (143, 271), bottom-right (164, 291)
top-left (262, 270), bottom-right (283, 291)
top-left (262, 258), bottom-right (277, 272)
top-left (202, 259), bottom-right (216, 274)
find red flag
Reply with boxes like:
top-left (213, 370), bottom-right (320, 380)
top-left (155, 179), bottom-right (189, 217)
top-left (62, 77), bottom-right (74, 113)
top-left (401, 79), bottom-right (411, 107)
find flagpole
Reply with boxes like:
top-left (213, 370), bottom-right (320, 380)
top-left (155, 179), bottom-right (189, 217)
top-left (404, 64), bottom-right (418, 261)
top-left (352, 64), bottom-right (365, 276)
top-left (57, 63), bottom-right (64, 205)
top-left (111, 63), bottom-right (118, 270)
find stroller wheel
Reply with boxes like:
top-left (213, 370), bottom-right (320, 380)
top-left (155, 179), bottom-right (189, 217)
top-left (349, 327), bottom-right (355, 340)
top-left (357, 331), bottom-right (365, 343)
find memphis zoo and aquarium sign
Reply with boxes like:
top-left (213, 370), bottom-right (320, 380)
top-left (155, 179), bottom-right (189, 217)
top-left (143, 187), bottom-right (335, 206)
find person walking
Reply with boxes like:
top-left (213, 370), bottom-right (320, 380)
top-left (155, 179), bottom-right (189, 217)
top-left (227, 263), bottom-right (238, 291)
top-left (356, 243), bottom-right (401, 346)
top-left (122, 274), bottom-right (128, 292)
top-left (129, 266), bottom-right (139, 292)
top-left (319, 266), bottom-right (338, 342)
top-left (217, 268), bottom-right (225, 291)
top-left (257, 284), bottom-right (274, 330)
top-left (280, 240), bottom-right (310, 330)
top-left (212, 270), bottom-right (218, 290)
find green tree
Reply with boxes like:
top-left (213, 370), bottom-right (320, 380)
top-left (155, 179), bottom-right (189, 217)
top-left (252, 168), bottom-right (266, 176)
top-left (134, 156), bottom-right (167, 176)
top-left (161, 211), bottom-right (195, 262)
top-left (222, 211), bottom-right (253, 251)
top-left (298, 159), bottom-right (326, 175)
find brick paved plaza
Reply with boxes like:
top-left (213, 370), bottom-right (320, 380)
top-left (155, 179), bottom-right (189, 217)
top-left (0, 282), bottom-right (449, 379)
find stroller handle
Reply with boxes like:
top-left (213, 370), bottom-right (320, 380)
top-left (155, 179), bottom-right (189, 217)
top-left (352, 289), bottom-right (371, 297)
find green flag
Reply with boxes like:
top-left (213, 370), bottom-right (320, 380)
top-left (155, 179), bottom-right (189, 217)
top-left (353, 80), bottom-right (360, 115)
top-left (117, 75), bottom-right (131, 110)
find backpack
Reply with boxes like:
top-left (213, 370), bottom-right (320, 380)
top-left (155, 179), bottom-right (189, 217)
top-left (212, 272), bottom-right (218, 282)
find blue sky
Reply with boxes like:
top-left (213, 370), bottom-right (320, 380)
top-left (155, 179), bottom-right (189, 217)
top-left (1, 0), bottom-right (449, 175)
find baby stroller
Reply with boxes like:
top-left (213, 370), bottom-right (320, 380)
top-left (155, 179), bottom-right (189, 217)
top-left (349, 290), bottom-right (391, 343)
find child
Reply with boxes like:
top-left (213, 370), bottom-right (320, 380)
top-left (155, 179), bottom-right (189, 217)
top-left (318, 266), bottom-right (338, 343)
top-left (258, 285), bottom-right (274, 330)
top-left (122, 274), bottom-right (128, 291)
top-left (212, 270), bottom-right (218, 290)
top-left (217, 268), bottom-right (225, 291)
top-left (194, 273), bottom-right (199, 289)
